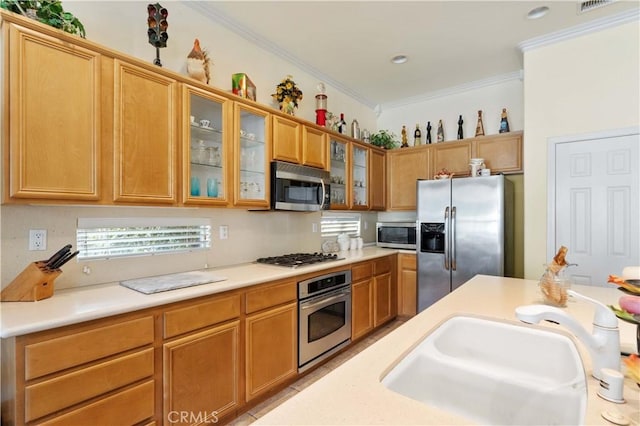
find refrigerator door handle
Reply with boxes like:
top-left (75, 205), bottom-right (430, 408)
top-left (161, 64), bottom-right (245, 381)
top-left (444, 206), bottom-right (450, 270)
top-left (451, 206), bottom-right (457, 271)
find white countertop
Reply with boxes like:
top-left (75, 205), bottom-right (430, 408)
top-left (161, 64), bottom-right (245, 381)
top-left (0, 247), bottom-right (396, 338)
top-left (255, 275), bottom-right (640, 426)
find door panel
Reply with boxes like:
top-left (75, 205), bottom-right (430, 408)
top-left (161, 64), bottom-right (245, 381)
top-left (554, 134), bottom-right (640, 285)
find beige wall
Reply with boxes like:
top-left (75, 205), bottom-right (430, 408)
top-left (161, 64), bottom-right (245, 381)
top-left (523, 21), bottom-right (640, 279)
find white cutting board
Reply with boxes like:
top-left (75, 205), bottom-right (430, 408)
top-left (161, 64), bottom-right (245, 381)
top-left (120, 271), bottom-right (227, 294)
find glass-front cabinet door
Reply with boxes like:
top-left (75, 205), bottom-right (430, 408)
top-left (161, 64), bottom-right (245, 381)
top-left (351, 144), bottom-right (369, 210)
top-left (183, 86), bottom-right (231, 205)
top-left (329, 137), bottom-right (350, 209)
top-left (234, 103), bottom-right (269, 208)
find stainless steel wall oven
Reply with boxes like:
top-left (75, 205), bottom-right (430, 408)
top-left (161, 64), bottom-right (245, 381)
top-left (298, 270), bottom-right (352, 372)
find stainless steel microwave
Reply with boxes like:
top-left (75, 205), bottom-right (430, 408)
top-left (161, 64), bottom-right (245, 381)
top-left (270, 161), bottom-right (330, 212)
top-left (376, 222), bottom-right (417, 249)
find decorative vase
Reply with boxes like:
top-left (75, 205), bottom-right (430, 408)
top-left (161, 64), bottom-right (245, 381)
top-left (280, 101), bottom-right (296, 116)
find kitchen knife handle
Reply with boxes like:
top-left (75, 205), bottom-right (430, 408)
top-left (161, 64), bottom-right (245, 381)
top-left (444, 207), bottom-right (450, 271)
top-left (451, 206), bottom-right (457, 271)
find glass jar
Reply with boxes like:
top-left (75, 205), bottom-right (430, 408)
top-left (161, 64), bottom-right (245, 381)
top-left (539, 264), bottom-right (572, 307)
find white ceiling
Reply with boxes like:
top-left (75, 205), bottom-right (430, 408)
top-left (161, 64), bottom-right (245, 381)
top-left (187, 1), bottom-right (640, 109)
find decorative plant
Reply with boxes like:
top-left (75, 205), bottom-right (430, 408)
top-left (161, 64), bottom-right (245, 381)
top-left (271, 75), bottom-right (303, 112)
top-left (370, 130), bottom-right (399, 149)
top-left (0, 0), bottom-right (86, 38)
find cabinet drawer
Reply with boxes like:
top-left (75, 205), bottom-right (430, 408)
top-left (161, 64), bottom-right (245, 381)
top-left (25, 348), bottom-right (153, 422)
top-left (25, 316), bottom-right (154, 380)
top-left (36, 380), bottom-right (155, 426)
top-left (374, 257), bottom-right (392, 275)
top-left (351, 261), bottom-right (373, 281)
top-left (245, 280), bottom-right (296, 314)
top-left (400, 254), bottom-right (416, 270)
top-left (164, 293), bottom-right (241, 338)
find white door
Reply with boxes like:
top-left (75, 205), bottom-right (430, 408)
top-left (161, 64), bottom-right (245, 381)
top-left (552, 131), bottom-right (640, 286)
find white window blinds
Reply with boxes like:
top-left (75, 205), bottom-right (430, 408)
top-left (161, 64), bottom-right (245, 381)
top-left (77, 217), bottom-right (211, 260)
top-left (320, 214), bottom-right (361, 238)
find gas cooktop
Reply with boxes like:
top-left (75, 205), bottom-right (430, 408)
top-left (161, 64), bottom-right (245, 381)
top-left (256, 252), bottom-right (342, 268)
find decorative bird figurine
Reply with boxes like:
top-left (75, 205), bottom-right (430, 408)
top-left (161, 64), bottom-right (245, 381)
top-left (187, 38), bottom-right (210, 84)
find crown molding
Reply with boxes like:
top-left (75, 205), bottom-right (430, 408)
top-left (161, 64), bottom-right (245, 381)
top-left (519, 8), bottom-right (639, 52)
top-left (184, 2), bottom-right (378, 109)
top-left (378, 70), bottom-right (523, 112)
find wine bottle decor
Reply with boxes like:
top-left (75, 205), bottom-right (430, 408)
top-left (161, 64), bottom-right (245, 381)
top-left (437, 120), bottom-right (444, 143)
top-left (401, 125), bottom-right (409, 148)
top-left (426, 121), bottom-right (432, 144)
top-left (499, 108), bottom-right (510, 133)
top-left (414, 124), bottom-right (422, 146)
top-left (147, 3), bottom-right (169, 67)
top-left (457, 115), bottom-right (464, 140)
top-left (475, 110), bottom-right (485, 137)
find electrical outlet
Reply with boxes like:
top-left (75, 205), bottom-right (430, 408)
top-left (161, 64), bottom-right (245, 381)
top-left (29, 229), bottom-right (47, 251)
top-left (312, 223), bottom-right (318, 233)
top-left (219, 225), bottom-right (229, 240)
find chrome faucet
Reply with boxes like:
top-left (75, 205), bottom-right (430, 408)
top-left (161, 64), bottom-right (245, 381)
top-left (515, 290), bottom-right (620, 380)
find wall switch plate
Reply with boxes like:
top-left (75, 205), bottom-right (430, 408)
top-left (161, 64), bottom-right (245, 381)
top-left (312, 223), bottom-right (318, 233)
top-left (29, 229), bottom-right (47, 251)
top-left (219, 225), bottom-right (229, 240)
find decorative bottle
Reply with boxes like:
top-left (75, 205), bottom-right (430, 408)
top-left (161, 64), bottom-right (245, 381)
top-left (499, 108), bottom-right (510, 133)
top-left (457, 115), bottom-right (464, 140)
top-left (437, 120), bottom-right (444, 143)
top-left (338, 113), bottom-right (347, 134)
top-left (351, 119), bottom-right (360, 139)
top-left (475, 110), bottom-right (485, 137)
top-left (426, 121), bottom-right (432, 144)
top-left (401, 125), bottom-right (409, 148)
top-left (414, 124), bottom-right (422, 146)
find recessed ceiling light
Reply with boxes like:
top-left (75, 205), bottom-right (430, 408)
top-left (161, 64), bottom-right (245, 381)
top-left (391, 55), bottom-right (408, 64)
top-left (527, 6), bottom-right (550, 19)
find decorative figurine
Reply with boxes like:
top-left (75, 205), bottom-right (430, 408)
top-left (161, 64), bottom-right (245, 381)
top-left (414, 124), bottom-right (422, 146)
top-left (401, 125), bottom-right (409, 148)
top-left (147, 3), bottom-right (168, 66)
top-left (499, 108), bottom-right (510, 133)
top-left (426, 121), bottom-right (432, 144)
top-left (315, 83), bottom-right (328, 126)
top-left (187, 39), bottom-right (210, 84)
top-left (437, 120), bottom-right (444, 143)
top-left (475, 110), bottom-right (485, 137)
top-left (457, 115), bottom-right (464, 140)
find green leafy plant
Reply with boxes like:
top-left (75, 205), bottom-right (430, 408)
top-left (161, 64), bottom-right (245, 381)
top-left (370, 130), bottom-right (399, 149)
top-left (0, 0), bottom-right (86, 38)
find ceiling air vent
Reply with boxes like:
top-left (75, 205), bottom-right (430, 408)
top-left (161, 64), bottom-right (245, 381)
top-left (578, 0), bottom-right (615, 14)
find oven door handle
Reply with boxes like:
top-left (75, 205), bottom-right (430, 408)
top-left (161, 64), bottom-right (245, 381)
top-left (300, 291), bottom-right (349, 311)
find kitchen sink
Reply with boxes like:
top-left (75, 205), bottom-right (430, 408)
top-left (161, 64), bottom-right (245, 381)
top-left (381, 315), bottom-right (587, 425)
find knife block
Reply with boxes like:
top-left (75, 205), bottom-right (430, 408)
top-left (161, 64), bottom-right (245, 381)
top-left (0, 262), bottom-right (61, 302)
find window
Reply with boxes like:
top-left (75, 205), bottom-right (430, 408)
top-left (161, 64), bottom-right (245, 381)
top-left (77, 217), bottom-right (211, 260)
top-left (320, 213), bottom-right (361, 238)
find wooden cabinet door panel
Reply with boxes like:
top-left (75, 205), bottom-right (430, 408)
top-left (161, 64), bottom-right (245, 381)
top-left (351, 279), bottom-right (373, 341)
top-left (473, 132), bottom-right (523, 173)
top-left (272, 115), bottom-right (301, 164)
top-left (374, 273), bottom-right (393, 327)
top-left (164, 321), bottom-right (240, 423)
top-left (8, 24), bottom-right (100, 200)
top-left (370, 149), bottom-right (386, 210)
top-left (245, 302), bottom-right (297, 401)
top-left (397, 254), bottom-right (417, 317)
top-left (387, 149), bottom-right (429, 210)
top-left (302, 125), bottom-right (328, 169)
top-left (431, 141), bottom-right (472, 177)
top-left (113, 60), bottom-right (178, 203)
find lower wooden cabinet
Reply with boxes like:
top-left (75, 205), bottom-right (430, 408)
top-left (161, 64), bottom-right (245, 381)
top-left (397, 253), bottom-right (417, 317)
top-left (351, 262), bottom-right (374, 341)
top-left (245, 302), bottom-right (297, 401)
top-left (163, 321), bottom-right (240, 424)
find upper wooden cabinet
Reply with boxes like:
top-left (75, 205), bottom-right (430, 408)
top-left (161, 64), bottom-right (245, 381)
top-left (182, 85), bottom-right (233, 206)
top-left (351, 144), bottom-right (369, 210)
top-left (431, 140), bottom-right (472, 177)
top-left (113, 60), bottom-right (178, 204)
top-left (5, 23), bottom-right (101, 202)
top-left (370, 149), bottom-right (386, 211)
top-left (301, 125), bottom-right (328, 170)
top-left (472, 131), bottom-right (523, 173)
top-left (387, 148), bottom-right (430, 211)
top-left (272, 115), bottom-right (301, 164)
top-left (329, 136), bottom-right (350, 209)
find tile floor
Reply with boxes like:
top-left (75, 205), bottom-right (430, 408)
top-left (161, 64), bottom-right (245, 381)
top-left (230, 318), bottom-right (407, 425)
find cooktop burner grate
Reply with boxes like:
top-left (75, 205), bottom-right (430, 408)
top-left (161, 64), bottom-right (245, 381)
top-left (256, 252), bottom-right (341, 268)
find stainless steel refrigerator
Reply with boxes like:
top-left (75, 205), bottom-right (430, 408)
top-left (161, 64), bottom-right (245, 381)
top-left (417, 175), bottom-right (514, 312)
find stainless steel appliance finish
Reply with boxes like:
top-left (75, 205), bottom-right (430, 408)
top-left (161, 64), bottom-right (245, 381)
top-left (417, 175), bottom-right (513, 312)
top-left (298, 270), bottom-right (352, 372)
top-left (376, 221), bottom-right (417, 249)
top-left (271, 161), bottom-right (330, 211)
